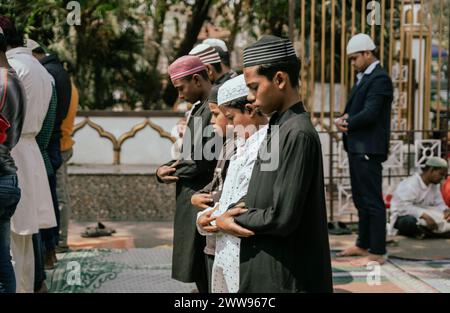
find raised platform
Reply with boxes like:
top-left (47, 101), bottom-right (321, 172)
top-left (68, 165), bottom-right (176, 221)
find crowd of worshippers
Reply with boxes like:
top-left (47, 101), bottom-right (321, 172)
top-left (1, 15), bottom-right (449, 295)
top-left (156, 35), bottom-right (333, 293)
top-left (156, 33), bottom-right (450, 293)
top-left (0, 17), bottom-right (78, 293)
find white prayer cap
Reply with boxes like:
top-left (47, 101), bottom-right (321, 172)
top-left (202, 38), bottom-right (228, 52)
top-left (189, 43), bottom-right (221, 64)
top-left (26, 38), bottom-right (41, 51)
top-left (425, 157), bottom-right (448, 168)
top-left (346, 33), bottom-right (376, 55)
top-left (218, 74), bottom-right (249, 106)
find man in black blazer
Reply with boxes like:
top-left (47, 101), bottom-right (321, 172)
top-left (335, 33), bottom-right (393, 265)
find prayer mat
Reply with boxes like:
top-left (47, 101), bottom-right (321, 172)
top-left (46, 247), bottom-right (195, 293)
top-left (331, 251), bottom-right (438, 293)
top-left (387, 237), bottom-right (450, 260)
top-left (388, 257), bottom-right (450, 293)
top-left (46, 247), bottom-right (443, 293)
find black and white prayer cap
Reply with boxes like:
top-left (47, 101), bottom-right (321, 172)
top-left (243, 35), bottom-right (297, 68)
top-left (189, 43), bottom-right (221, 65)
top-left (218, 74), bottom-right (249, 106)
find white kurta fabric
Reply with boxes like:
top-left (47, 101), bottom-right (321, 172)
top-left (389, 173), bottom-right (450, 235)
top-left (11, 233), bottom-right (34, 293)
top-left (6, 47), bottom-right (56, 235)
top-left (209, 125), bottom-right (267, 293)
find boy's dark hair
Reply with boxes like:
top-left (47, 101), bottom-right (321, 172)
top-left (224, 96), bottom-right (263, 116)
top-left (0, 16), bottom-right (24, 48)
top-left (211, 62), bottom-right (222, 74)
top-left (214, 46), bottom-right (231, 68)
top-left (32, 47), bottom-right (46, 55)
top-left (182, 70), bottom-right (209, 82)
top-left (224, 96), bottom-right (248, 113)
top-left (256, 57), bottom-right (301, 88)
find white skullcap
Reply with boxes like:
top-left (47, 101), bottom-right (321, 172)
top-left (218, 74), bottom-right (249, 106)
top-left (189, 43), bottom-right (221, 64)
top-left (202, 38), bottom-right (228, 52)
top-left (425, 157), bottom-right (448, 168)
top-left (346, 33), bottom-right (376, 55)
top-left (26, 38), bottom-right (41, 51)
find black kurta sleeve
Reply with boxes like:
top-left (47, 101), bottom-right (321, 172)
top-left (234, 131), bottom-right (317, 236)
top-left (173, 107), bottom-right (213, 179)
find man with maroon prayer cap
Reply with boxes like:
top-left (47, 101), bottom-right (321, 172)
top-left (156, 55), bottom-right (216, 292)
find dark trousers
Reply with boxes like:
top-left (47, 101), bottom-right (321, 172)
top-left (205, 254), bottom-right (214, 293)
top-left (0, 175), bottom-right (20, 293)
top-left (40, 174), bottom-right (60, 251)
top-left (194, 255), bottom-right (209, 293)
top-left (394, 215), bottom-right (422, 237)
top-left (395, 215), bottom-right (450, 238)
top-left (348, 153), bottom-right (387, 255)
top-left (32, 233), bottom-right (46, 291)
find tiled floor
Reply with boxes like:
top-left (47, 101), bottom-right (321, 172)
top-left (59, 221), bottom-right (449, 293)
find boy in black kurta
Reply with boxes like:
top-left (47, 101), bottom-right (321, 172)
top-left (215, 35), bottom-right (333, 292)
top-left (156, 55), bottom-right (216, 292)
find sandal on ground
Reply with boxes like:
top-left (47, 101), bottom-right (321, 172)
top-left (81, 222), bottom-right (116, 238)
top-left (328, 221), bottom-right (352, 235)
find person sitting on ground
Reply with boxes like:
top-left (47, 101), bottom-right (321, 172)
top-left (389, 156), bottom-right (450, 239)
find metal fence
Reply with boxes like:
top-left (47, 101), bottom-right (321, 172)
top-left (296, 0), bottom-right (449, 132)
top-left (294, 0), bottom-right (449, 220)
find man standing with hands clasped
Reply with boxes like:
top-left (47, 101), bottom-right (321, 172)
top-left (335, 33), bottom-right (393, 266)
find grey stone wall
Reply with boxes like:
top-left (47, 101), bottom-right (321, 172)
top-left (68, 172), bottom-right (176, 221)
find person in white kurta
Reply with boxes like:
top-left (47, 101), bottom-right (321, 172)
top-left (196, 74), bottom-right (268, 293)
top-left (211, 125), bottom-right (267, 293)
top-left (389, 157), bottom-right (450, 238)
top-left (6, 45), bottom-right (55, 292)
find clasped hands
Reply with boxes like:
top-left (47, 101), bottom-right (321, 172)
top-left (334, 113), bottom-right (349, 132)
top-left (196, 200), bottom-right (254, 237)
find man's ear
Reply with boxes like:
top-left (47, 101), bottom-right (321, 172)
top-left (274, 71), bottom-right (287, 90)
top-left (192, 73), bottom-right (202, 87)
top-left (206, 64), bottom-right (214, 77)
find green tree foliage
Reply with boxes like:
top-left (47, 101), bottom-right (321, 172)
top-left (1, 0), bottom-right (183, 109)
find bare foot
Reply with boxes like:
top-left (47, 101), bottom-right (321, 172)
top-left (336, 246), bottom-right (369, 257)
top-left (350, 254), bottom-right (387, 267)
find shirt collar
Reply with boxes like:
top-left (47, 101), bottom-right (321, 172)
top-left (245, 125), bottom-right (268, 147)
top-left (6, 47), bottom-right (32, 59)
top-left (269, 102), bottom-right (305, 127)
top-left (215, 70), bottom-right (237, 86)
top-left (356, 60), bottom-right (380, 84)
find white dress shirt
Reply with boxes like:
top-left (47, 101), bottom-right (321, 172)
top-left (356, 60), bottom-right (380, 85)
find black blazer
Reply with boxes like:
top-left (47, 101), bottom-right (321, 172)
top-left (343, 64), bottom-right (393, 157)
